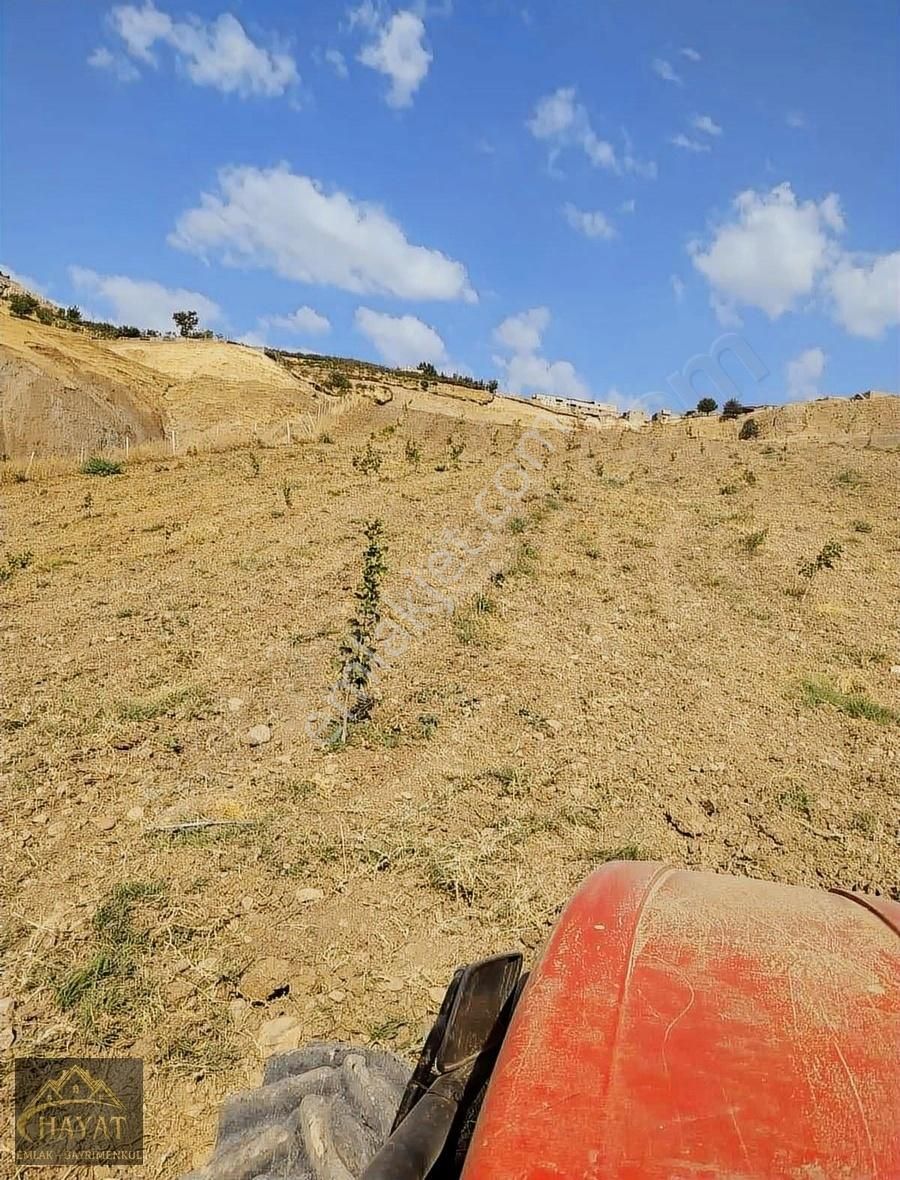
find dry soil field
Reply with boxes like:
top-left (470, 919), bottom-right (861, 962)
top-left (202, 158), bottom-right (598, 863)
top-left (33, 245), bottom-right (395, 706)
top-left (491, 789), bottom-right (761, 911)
top-left (1, 344), bottom-right (899, 1175)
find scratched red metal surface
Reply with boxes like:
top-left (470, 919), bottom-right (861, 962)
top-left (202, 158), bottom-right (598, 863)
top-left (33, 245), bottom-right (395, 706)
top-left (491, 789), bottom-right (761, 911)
top-left (462, 862), bottom-right (900, 1179)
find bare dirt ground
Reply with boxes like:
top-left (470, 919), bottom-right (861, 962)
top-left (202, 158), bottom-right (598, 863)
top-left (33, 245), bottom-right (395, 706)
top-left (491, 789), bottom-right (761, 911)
top-left (1, 388), bottom-right (899, 1176)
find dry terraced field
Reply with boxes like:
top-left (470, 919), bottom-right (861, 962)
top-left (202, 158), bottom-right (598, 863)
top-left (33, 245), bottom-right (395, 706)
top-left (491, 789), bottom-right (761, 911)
top-left (1, 392), bottom-right (899, 1175)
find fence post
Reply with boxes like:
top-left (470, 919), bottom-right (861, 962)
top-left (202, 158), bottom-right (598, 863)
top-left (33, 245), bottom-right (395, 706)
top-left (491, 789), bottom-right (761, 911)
top-left (286, 421), bottom-right (292, 445)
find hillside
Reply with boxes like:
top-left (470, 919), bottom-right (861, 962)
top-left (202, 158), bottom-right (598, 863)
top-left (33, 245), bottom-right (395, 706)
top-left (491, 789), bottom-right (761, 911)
top-left (1, 377), bottom-right (898, 1175)
top-left (0, 304), bottom-right (570, 460)
top-left (0, 306), bottom-right (167, 458)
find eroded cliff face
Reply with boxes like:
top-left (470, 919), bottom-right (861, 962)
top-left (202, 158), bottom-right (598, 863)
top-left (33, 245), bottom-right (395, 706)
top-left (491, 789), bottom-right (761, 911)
top-left (0, 346), bottom-right (166, 457)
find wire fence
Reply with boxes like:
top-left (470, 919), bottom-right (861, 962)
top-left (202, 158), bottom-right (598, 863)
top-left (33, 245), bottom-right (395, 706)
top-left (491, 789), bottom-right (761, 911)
top-left (2, 396), bottom-right (368, 483)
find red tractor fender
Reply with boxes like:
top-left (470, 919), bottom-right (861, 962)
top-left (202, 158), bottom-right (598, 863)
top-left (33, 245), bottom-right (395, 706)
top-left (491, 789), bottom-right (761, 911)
top-left (462, 862), bottom-right (900, 1179)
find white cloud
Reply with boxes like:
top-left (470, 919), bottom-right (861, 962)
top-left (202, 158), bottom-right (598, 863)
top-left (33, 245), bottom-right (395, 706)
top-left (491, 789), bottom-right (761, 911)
top-left (680, 47), bottom-right (701, 61)
top-left (69, 266), bottom-right (221, 332)
top-left (563, 203), bottom-right (615, 240)
top-left (493, 307), bottom-right (549, 353)
top-left (786, 110), bottom-right (806, 129)
top-left (502, 352), bottom-right (589, 399)
top-left (324, 48), bottom-right (349, 78)
top-left (110, 0), bottom-right (172, 62)
top-left (670, 274), bottom-right (685, 303)
top-left (355, 306), bottom-right (446, 366)
top-left (87, 45), bottom-right (140, 80)
top-left (620, 198), bottom-right (636, 214)
top-left (692, 113), bottom-right (722, 136)
top-left (493, 307), bottom-right (589, 399)
top-left (670, 133), bottom-right (710, 153)
top-left (266, 306), bottom-right (332, 335)
top-left (786, 347), bottom-right (827, 399)
top-left (622, 132), bottom-right (657, 179)
top-left (170, 164), bottom-right (476, 303)
top-left (689, 183), bottom-right (843, 319)
top-left (106, 2), bottom-right (298, 97)
top-left (710, 293), bottom-right (743, 328)
top-left (825, 251), bottom-right (900, 338)
top-left (347, 1), bottom-right (381, 32)
top-left (358, 9), bottom-right (431, 107)
top-left (652, 57), bottom-right (682, 84)
top-left (527, 87), bottom-right (654, 177)
top-left (528, 86), bottom-right (579, 139)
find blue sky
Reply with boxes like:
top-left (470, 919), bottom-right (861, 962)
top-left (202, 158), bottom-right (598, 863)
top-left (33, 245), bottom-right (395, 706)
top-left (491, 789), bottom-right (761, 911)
top-left (3, 0), bottom-right (898, 408)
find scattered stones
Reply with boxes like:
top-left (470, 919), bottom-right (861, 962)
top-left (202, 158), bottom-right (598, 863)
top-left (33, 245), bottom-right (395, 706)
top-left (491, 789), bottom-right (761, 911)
top-left (126, 806), bottom-right (144, 822)
top-left (288, 968), bottom-right (317, 996)
top-left (328, 990), bottom-right (346, 1003)
top-left (256, 1015), bottom-right (302, 1055)
top-left (165, 977), bottom-right (196, 1004)
top-left (241, 895), bottom-right (254, 911)
top-left (890, 666), bottom-right (900, 679)
top-left (244, 724), bottom-right (272, 747)
top-left (93, 815), bottom-right (117, 832)
top-left (240, 957), bottom-right (292, 1003)
top-left (228, 698), bottom-right (245, 713)
top-left (427, 986), bottom-right (447, 1005)
top-left (295, 887), bottom-right (325, 904)
top-left (666, 800), bottom-right (707, 838)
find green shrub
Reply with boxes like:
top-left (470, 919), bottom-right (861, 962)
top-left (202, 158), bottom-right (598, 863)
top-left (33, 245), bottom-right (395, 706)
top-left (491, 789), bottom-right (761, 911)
top-left (835, 468), bottom-right (866, 488)
top-left (697, 397), bottom-right (717, 414)
top-left (338, 520), bottom-right (387, 733)
top-left (0, 551), bottom-right (34, 585)
top-left (326, 369), bottom-right (352, 395)
top-left (798, 540), bottom-right (842, 579)
top-left (9, 292), bottom-right (39, 318)
top-left (81, 456), bottom-right (123, 477)
top-left (739, 528), bottom-right (769, 554)
top-left (799, 679), bottom-right (897, 724)
top-left (738, 417), bottom-right (760, 440)
top-left (36, 306), bottom-right (54, 325)
top-left (352, 440), bottom-right (383, 475)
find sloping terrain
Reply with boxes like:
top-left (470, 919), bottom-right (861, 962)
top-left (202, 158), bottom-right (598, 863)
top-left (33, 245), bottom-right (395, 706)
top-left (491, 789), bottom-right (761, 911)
top-left (0, 307), bottom-right (570, 460)
top-left (1, 386), bottom-right (899, 1176)
top-left (0, 309), bottom-right (167, 457)
top-left (108, 338), bottom-right (320, 439)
